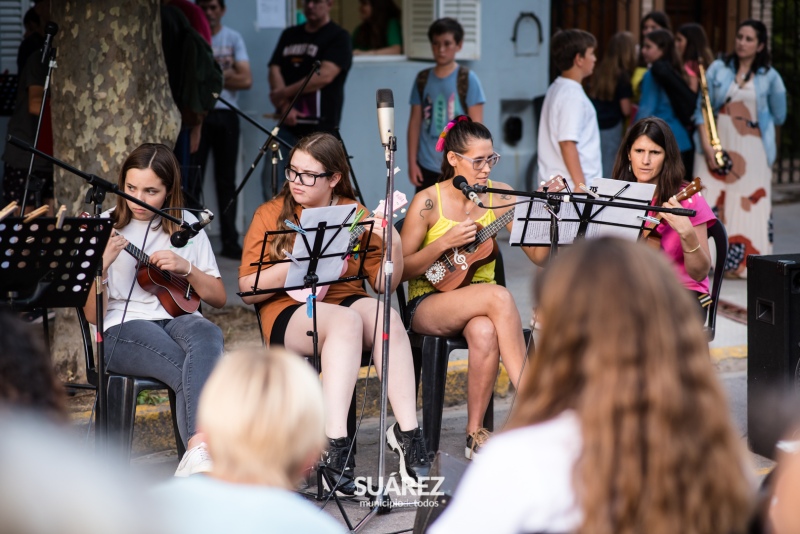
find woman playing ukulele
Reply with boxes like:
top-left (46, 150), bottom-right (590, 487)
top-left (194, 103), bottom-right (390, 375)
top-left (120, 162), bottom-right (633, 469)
top-left (83, 143), bottom-right (226, 476)
top-left (613, 117), bottom-right (715, 314)
top-left (400, 116), bottom-right (538, 459)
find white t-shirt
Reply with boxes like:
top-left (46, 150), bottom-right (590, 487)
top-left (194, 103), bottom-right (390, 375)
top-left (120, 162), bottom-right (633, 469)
top-left (153, 476), bottom-right (346, 534)
top-left (537, 77), bottom-right (602, 189)
top-left (102, 210), bottom-right (221, 330)
top-left (212, 26), bottom-right (249, 109)
top-left (429, 410), bottom-right (583, 534)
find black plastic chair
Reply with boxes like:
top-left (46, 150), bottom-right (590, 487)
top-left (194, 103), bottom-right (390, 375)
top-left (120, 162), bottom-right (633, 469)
top-left (76, 308), bottom-right (185, 460)
top-left (705, 219), bottom-right (728, 341)
top-left (394, 219), bottom-right (531, 453)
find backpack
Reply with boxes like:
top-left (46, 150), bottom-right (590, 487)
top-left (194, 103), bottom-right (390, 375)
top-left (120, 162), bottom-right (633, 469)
top-left (162, 6), bottom-right (223, 125)
top-left (416, 65), bottom-right (470, 113)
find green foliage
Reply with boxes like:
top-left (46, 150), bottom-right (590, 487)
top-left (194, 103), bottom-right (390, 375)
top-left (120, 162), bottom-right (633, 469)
top-left (136, 390), bottom-right (168, 406)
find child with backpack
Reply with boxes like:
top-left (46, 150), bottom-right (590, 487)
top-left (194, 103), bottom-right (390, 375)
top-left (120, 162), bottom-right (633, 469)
top-left (407, 18), bottom-right (485, 192)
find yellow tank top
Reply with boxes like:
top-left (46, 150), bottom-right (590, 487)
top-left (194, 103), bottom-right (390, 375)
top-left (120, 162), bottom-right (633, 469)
top-left (408, 181), bottom-right (497, 300)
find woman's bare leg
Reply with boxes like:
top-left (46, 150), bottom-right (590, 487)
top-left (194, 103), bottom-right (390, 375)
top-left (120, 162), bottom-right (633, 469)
top-left (350, 298), bottom-right (419, 431)
top-left (282, 303), bottom-right (363, 438)
top-left (461, 316), bottom-right (499, 433)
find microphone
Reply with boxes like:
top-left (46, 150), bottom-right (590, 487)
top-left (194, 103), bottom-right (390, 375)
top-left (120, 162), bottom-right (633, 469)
top-left (41, 21), bottom-right (59, 64)
top-left (376, 89), bottom-right (394, 147)
top-left (453, 176), bottom-right (483, 208)
top-left (170, 210), bottom-right (214, 248)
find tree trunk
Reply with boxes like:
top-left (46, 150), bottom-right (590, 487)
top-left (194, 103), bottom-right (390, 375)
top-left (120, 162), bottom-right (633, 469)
top-left (49, 1), bottom-right (181, 381)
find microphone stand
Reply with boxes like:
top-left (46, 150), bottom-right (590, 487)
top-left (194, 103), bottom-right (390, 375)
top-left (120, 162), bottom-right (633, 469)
top-left (7, 135), bottom-right (194, 450)
top-left (220, 60), bottom-right (321, 212)
top-left (19, 46), bottom-right (57, 215)
top-left (353, 135), bottom-right (398, 532)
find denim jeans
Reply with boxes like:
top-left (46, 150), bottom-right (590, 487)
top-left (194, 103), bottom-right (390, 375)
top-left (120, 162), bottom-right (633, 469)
top-left (104, 315), bottom-right (224, 445)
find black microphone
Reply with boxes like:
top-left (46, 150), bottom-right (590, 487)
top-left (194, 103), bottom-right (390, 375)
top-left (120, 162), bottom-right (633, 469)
top-left (41, 21), bottom-right (59, 64)
top-left (170, 210), bottom-right (214, 248)
top-left (453, 176), bottom-right (483, 208)
top-left (376, 88), bottom-right (394, 147)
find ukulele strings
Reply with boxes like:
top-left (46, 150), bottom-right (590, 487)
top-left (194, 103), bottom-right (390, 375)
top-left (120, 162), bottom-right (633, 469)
top-left (126, 242), bottom-right (193, 293)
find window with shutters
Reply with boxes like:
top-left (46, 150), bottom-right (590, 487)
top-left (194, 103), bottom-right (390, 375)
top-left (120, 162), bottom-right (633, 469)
top-left (403, 0), bottom-right (481, 61)
top-left (0, 0), bottom-right (26, 73)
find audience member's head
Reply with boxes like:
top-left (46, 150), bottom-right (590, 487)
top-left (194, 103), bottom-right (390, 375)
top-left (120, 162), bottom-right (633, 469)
top-left (676, 22), bottom-right (714, 67)
top-left (641, 10), bottom-right (672, 35)
top-left (354, 0), bottom-right (401, 51)
top-left (427, 17), bottom-right (464, 45)
top-left (0, 307), bottom-right (65, 420)
top-left (198, 348), bottom-right (326, 489)
top-left (510, 237), bottom-right (753, 534)
top-left (22, 7), bottom-right (41, 37)
top-left (589, 31), bottom-right (636, 101)
top-left (767, 426), bottom-right (800, 534)
top-left (550, 29), bottom-right (597, 74)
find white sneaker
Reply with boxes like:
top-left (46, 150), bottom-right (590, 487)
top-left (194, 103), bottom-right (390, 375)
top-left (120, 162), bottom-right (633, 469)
top-left (174, 442), bottom-right (212, 477)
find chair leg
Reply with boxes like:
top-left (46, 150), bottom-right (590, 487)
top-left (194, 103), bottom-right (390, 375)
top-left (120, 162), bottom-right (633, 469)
top-left (421, 337), bottom-right (449, 454)
top-left (482, 395), bottom-right (494, 432)
top-left (167, 389), bottom-right (186, 458)
top-left (106, 375), bottom-right (136, 461)
top-left (347, 388), bottom-right (358, 456)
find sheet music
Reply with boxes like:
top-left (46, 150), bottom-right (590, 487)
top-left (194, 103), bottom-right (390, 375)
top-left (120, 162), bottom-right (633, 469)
top-left (285, 205), bottom-right (356, 288)
top-left (509, 178), bottom-right (655, 246)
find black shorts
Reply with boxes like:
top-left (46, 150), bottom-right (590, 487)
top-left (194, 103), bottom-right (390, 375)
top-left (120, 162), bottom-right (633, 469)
top-left (403, 292), bottom-right (436, 331)
top-left (270, 294), bottom-right (368, 346)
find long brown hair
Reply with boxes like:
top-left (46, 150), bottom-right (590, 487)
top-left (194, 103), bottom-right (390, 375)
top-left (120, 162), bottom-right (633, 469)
top-left (270, 132), bottom-right (356, 261)
top-left (677, 23), bottom-right (714, 67)
top-left (111, 143), bottom-right (184, 236)
top-left (644, 29), bottom-right (688, 83)
top-left (509, 238), bottom-right (753, 534)
top-left (612, 117), bottom-right (684, 204)
top-left (353, 0), bottom-right (401, 50)
top-left (590, 31), bottom-right (636, 101)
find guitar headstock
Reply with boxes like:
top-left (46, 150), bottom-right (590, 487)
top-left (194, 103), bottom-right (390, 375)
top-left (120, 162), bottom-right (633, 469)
top-left (373, 191), bottom-right (409, 219)
top-left (675, 177), bottom-right (704, 202)
top-left (537, 175), bottom-right (567, 193)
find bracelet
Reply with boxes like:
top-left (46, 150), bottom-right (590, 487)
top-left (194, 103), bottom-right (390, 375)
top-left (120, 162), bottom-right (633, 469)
top-left (683, 244), bottom-right (702, 254)
top-left (182, 263), bottom-right (192, 277)
top-left (101, 277), bottom-right (109, 286)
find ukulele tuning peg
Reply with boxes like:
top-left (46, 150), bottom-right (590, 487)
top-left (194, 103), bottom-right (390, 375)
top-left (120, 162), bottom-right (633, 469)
top-left (401, 208), bottom-right (407, 213)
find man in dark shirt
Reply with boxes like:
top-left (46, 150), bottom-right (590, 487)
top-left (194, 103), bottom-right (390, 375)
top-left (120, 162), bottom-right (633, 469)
top-left (268, 0), bottom-right (352, 138)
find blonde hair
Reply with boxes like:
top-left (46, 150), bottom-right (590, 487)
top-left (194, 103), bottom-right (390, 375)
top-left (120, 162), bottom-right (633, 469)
top-left (198, 348), bottom-right (325, 488)
top-left (509, 238), bottom-right (753, 534)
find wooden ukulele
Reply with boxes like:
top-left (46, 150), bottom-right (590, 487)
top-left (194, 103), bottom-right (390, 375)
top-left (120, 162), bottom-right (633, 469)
top-left (287, 191), bottom-right (408, 302)
top-left (641, 177), bottom-right (704, 246)
top-left (80, 212), bottom-right (200, 317)
top-left (123, 240), bottom-right (201, 317)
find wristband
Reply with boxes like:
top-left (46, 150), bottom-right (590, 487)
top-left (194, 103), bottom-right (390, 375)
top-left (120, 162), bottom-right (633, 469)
top-left (182, 263), bottom-right (192, 277)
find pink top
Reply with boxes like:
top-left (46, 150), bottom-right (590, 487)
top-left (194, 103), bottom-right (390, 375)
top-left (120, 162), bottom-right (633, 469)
top-left (170, 0), bottom-right (212, 44)
top-left (651, 193), bottom-right (716, 293)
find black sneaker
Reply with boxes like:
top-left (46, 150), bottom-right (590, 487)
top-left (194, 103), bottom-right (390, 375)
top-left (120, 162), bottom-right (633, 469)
top-left (386, 423), bottom-right (430, 487)
top-left (320, 436), bottom-right (357, 497)
top-left (465, 428), bottom-right (491, 460)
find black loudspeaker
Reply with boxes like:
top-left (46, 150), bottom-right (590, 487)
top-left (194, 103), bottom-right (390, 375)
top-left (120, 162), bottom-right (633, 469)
top-left (747, 254), bottom-right (800, 459)
top-left (413, 451), bottom-right (469, 533)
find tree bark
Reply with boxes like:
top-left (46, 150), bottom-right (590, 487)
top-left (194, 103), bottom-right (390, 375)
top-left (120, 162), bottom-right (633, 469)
top-left (49, 1), bottom-right (181, 381)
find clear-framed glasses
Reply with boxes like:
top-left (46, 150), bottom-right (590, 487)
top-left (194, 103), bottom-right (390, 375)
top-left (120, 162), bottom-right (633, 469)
top-left (284, 167), bottom-right (333, 186)
top-left (453, 152), bottom-right (501, 170)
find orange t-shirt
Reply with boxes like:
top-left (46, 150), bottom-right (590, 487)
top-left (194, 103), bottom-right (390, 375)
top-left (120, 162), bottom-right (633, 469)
top-left (239, 196), bottom-right (384, 345)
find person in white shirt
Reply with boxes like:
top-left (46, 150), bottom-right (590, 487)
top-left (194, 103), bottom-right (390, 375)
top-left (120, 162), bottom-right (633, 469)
top-left (537, 29), bottom-right (602, 190)
top-left (431, 237), bottom-right (754, 534)
top-left (83, 143), bottom-right (226, 477)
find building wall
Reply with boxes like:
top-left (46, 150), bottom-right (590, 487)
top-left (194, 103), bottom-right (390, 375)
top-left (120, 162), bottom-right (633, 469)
top-left (217, 0), bottom-right (551, 231)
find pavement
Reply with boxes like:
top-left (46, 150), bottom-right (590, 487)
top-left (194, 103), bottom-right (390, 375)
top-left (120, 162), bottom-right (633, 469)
top-left (75, 184), bottom-right (800, 533)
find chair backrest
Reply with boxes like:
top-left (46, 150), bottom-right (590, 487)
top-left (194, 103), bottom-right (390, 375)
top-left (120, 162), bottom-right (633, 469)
top-left (705, 219), bottom-right (728, 341)
top-left (75, 307), bottom-right (98, 386)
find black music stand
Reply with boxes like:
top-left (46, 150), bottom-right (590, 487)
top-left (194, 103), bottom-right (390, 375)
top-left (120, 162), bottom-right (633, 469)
top-left (0, 216), bottom-right (111, 309)
top-left (238, 210), bottom-right (376, 529)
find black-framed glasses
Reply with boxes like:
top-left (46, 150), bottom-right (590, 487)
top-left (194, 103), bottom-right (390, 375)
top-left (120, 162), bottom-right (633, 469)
top-left (284, 168), bottom-right (334, 186)
top-left (453, 152), bottom-right (501, 170)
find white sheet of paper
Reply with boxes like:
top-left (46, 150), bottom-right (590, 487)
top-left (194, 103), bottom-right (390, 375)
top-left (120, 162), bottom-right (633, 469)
top-left (256, 0), bottom-right (286, 29)
top-left (509, 178), bottom-right (656, 245)
top-left (285, 204), bottom-right (357, 289)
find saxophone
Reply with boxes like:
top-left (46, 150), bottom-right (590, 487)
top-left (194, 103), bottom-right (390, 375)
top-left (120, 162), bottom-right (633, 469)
top-left (698, 63), bottom-right (733, 174)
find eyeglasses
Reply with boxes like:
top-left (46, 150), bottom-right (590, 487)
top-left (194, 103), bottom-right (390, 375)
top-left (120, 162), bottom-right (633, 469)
top-left (285, 168), bottom-right (334, 186)
top-left (453, 152), bottom-right (501, 170)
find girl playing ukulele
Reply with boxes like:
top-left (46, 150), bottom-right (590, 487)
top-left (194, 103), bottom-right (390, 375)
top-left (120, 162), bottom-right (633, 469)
top-left (400, 116), bottom-right (539, 459)
top-left (83, 143), bottom-right (226, 476)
